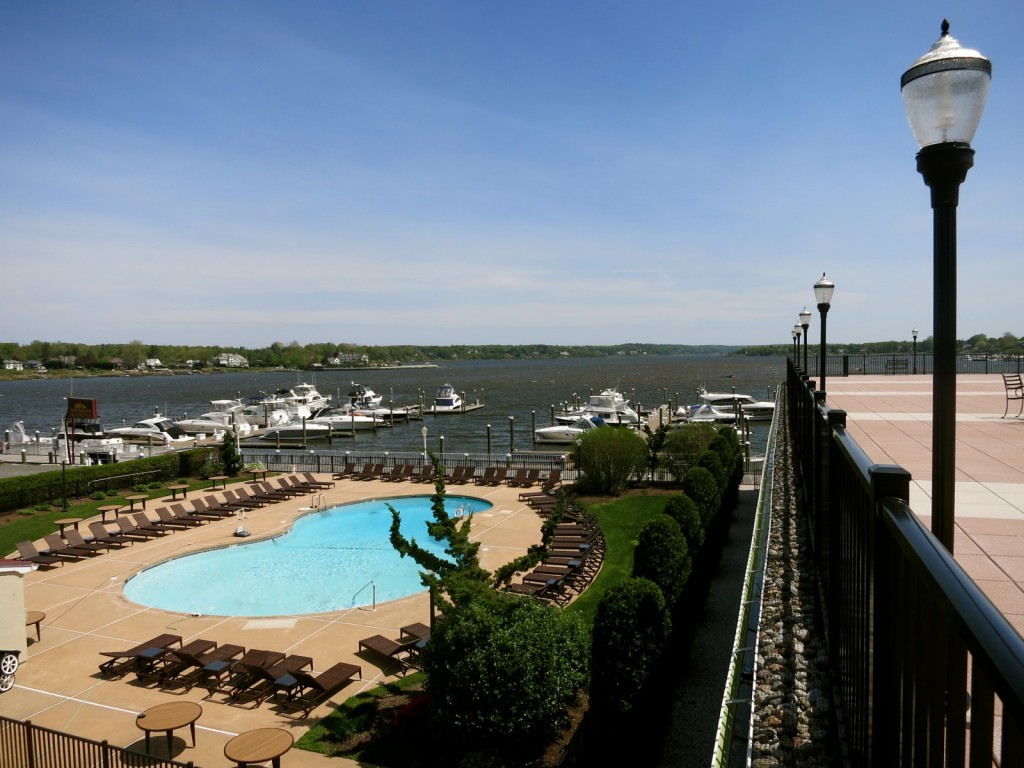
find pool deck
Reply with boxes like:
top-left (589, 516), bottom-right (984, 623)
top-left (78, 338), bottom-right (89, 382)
top-left (4, 477), bottom-right (548, 767)
top-left (819, 373), bottom-right (1024, 638)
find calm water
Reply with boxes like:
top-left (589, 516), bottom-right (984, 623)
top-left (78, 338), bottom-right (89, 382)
top-left (0, 355), bottom-right (784, 455)
top-left (122, 495), bottom-right (492, 616)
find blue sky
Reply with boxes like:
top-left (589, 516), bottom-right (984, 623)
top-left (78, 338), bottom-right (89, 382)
top-left (2, 1), bottom-right (1021, 348)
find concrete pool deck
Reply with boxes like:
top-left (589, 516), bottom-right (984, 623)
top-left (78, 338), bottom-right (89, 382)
top-left (3, 476), bottom-right (548, 767)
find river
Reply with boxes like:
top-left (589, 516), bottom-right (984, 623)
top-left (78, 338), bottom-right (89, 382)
top-left (0, 355), bottom-right (784, 456)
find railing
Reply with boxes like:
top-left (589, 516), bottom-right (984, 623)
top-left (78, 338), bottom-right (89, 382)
top-left (787, 359), bottom-right (1024, 765)
top-left (0, 716), bottom-right (194, 768)
top-left (794, 352), bottom-right (1024, 378)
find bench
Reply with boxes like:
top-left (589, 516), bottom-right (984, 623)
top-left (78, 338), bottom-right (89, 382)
top-left (1002, 373), bottom-right (1024, 418)
top-left (884, 359), bottom-right (910, 374)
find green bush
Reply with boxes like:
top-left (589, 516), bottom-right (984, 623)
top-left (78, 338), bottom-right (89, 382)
top-left (423, 594), bottom-right (589, 762)
top-left (33, 502), bottom-right (51, 511)
top-left (664, 493), bottom-right (704, 552)
top-left (133, 484), bottom-right (148, 493)
top-left (633, 516), bottom-right (691, 606)
top-left (17, 508), bottom-right (35, 516)
top-left (219, 430), bottom-right (244, 476)
top-left (697, 449), bottom-right (726, 489)
top-left (660, 423), bottom-right (718, 482)
top-left (589, 577), bottom-right (670, 716)
top-left (90, 491), bottom-right (106, 501)
top-left (683, 466), bottom-right (721, 528)
top-left (575, 428), bottom-right (649, 495)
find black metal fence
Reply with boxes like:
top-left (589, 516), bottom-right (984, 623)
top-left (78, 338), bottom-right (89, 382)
top-left (787, 360), bottom-right (1024, 765)
top-left (0, 716), bottom-right (194, 768)
top-left (796, 352), bottom-right (1024, 378)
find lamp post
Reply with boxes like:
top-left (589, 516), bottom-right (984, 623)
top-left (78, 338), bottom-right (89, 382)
top-left (792, 327), bottom-right (800, 360)
top-left (421, 425), bottom-right (428, 457)
top-left (813, 274), bottom-right (834, 393)
top-left (799, 307), bottom-right (811, 371)
top-left (902, 19), bottom-right (990, 552)
top-left (912, 327), bottom-right (919, 374)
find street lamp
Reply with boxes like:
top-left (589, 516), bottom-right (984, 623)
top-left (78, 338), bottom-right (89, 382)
top-left (792, 326), bottom-right (800, 360)
top-left (912, 328), bottom-right (919, 374)
top-left (421, 425), bottom-right (428, 457)
top-left (902, 19), bottom-right (990, 552)
top-left (799, 306), bottom-right (811, 371)
top-left (813, 273), bottom-right (834, 393)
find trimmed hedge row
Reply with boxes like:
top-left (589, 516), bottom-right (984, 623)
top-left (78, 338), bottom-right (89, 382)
top-left (0, 448), bottom-right (220, 516)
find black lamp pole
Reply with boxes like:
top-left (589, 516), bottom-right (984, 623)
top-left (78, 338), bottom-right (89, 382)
top-left (902, 20), bottom-right (990, 552)
top-left (813, 274), bottom-right (834, 394)
top-left (912, 328), bottom-right (919, 374)
top-left (792, 328), bottom-right (799, 361)
top-left (800, 307), bottom-right (811, 371)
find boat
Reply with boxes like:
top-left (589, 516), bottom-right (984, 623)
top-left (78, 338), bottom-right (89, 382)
top-left (696, 385), bottom-right (776, 422)
top-left (106, 415), bottom-right (187, 443)
top-left (261, 409), bottom-right (386, 441)
top-left (430, 384), bottom-right (463, 413)
top-left (556, 388), bottom-right (641, 425)
top-left (347, 383), bottom-right (383, 409)
top-left (677, 403), bottom-right (737, 424)
top-left (260, 419), bottom-right (333, 442)
top-left (5, 420), bottom-right (127, 463)
top-left (534, 415), bottom-right (606, 444)
top-left (251, 381), bottom-right (331, 418)
top-left (174, 409), bottom-right (252, 436)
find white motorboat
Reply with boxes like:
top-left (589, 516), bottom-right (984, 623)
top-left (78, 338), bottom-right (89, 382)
top-left (5, 420), bottom-right (127, 463)
top-left (697, 385), bottom-right (775, 422)
top-left (430, 384), bottom-right (464, 412)
top-left (347, 383), bottom-right (383, 409)
top-left (260, 419), bottom-right (333, 442)
top-left (238, 403), bottom-right (291, 428)
top-left (252, 381), bottom-right (331, 417)
top-left (556, 388), bottom-right (641, 425)
top-left (310, 410), bottom-right (387, 432)
top-left (534, 415), bottom-right (606, 444)
top-left (174, 410), bottom-right (252, 436)
top-left (107, 415), bottom-right (187, 442)
top-left (678, 403), bottom-right (737, 424)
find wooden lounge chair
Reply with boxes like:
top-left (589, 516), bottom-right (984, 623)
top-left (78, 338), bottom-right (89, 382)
top-left (191, 496), bottom-right (237, 518)
top-left (136, 638), bottom-right (217, 683)
top-left (213, 648), bottom-right (285, 700)
top-left (276, 477), bottom-right (310, 495)
top-left (64, 527), bottom-right (110, 553)
top-left (506, 468), bottom-right (529, 487)
top-left (153, 507), bottom-right (196, 530)
top-left (169, 503), bottom-right (213, 524)
top-left (380, 464), bottom-right (406, 482)
top-left (115, 515), bottom-right (163, 540)
top-left (273, 662), bottom-right (362, 717)
top-left (411, 464), bottom-right (434, 483)
top-left (332, 462), bottom-right (356, 480)
top-left (43, 533), bottom-right (93, 560)
top-left (487, 467), bottom-right (508, 486)
top-left (159, 642), bottom-right (245, 691)
top-left (88, 521), bottom-right (134, 548)
top-left (232, 654), bottom-right (313, 708)
top-left (301, 471), bottom-right (335, 489)
top-left (357, 633), bottom-right (420, 674)
top-left (15, 540), bottom-right (64, 568)
top-left (356, 464), bottom-right (384, 481)
top-left (98, 633), bottom-right (182, 677)
top-left (220, 489), bottom-right (261, 510)
top-left (474, 467), bottom-right (497, 486)
top-left (130, 512), bottom-right (172, 536)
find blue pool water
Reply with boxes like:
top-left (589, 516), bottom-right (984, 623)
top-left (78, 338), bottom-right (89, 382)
top-left (122, 496), bottom-right (491, 617)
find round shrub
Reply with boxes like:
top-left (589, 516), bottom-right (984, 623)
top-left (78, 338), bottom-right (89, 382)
top-left (590, 577), bottom-right (670, 716)
top-left (683, 466), bottom-right (721, 528)
top-left (633, 516), bottom-right (691, 606)
top-left (575, 427), bottom-right (649, 495)
top-left (89, 491), bottom-right (105, 501)
top-left (664, 493), bottom-right (704, 552)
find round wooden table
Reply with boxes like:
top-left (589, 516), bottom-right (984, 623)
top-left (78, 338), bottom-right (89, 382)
top-left (124, 494), bottom-right (148, 511)
top-left (53, 517), bottom-right (82, 536)
top-left (96, 505), bottom-right (123, 522)
top-left (224, 727), bottom-right (293, 767)
top-left (167, 484), bottom-right (189, 500)
top-left (209, 475), bottom-right (228, 490)
top-left (26, 610), bottom-right (45, 641)
top-left (136, 701), bottom-right (202, 755)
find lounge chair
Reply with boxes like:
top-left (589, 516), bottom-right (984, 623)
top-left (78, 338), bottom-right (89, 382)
top-left (153, 507), bottom-right (197, 529)
top-left (191, 496), bottom-right (237, 518)
top-left (230, 654), bottom-right (313, 708)
top-left (276, 477), bottom-right (310, 495)
top-left (506, 468), bottom-right (529, 487)
top-left (115, 515), bottom-right (163, 540)
top-left (474, 467), bottom-right (497, 486)
top-left (357, 633), bottom-right (420, 674)
top-left (64, 528), bottom-right (110, 553)
top-left (136, 638), bottom-right (217, 683)
top-left (356, 463), bottom-right (384, 481)
top-left (284, 474), bottom-right (322, 492)
top-left (220, 489), bottom-right (262, 510)
top-left (301, 472), bottom-right (335, 489)
top-left (411, 464), bottom-right (434, 483)
top-left (273, 661), bottom-right (362, 717)
top-left (380, 464), bottom-right (407, 482)
top-left (130, 512), bottom-right (172, 536)
top-left (87, 521), bottom-right (134, 548)
top-left (169, 503), bottom-right (213, 524)
top-left (487, 467), bottom-right (509, 486)
top-left (43, 533), bottom-right (93, 560)
top-left (243, 483), bottom-right (286, 504)
top-left (332, 462), bottom-right (356, 480)
top-left (212, 648), bottom-right (285, 700)
top-left (255, 481), bottom-right (295, 500)
top-left (98, 633), bottom-right (183, 677)
top-left (15, 540), bottom-right (64, 567)
top-left (159, 642), bottom-right (245, 691)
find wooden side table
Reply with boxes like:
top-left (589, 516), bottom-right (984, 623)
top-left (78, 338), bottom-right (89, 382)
top-left (224, 727), bottom-right (293, 767)
top-left (136, 701), bottom-right (202, 755)
top-left (167, 484), bottom-right (189, 500)
top-left (248, 469), bottom-right (269, 484)
top-left (209, 475), bottom-right (228, 490)
top-left (124, 494), bottom-right (148, 511)
top-left (53, 517), bottom-right (82, 536)
top-left (26, 610), bottom-right (45, 641)
top-left (96, 505), bottom-right (124, 522)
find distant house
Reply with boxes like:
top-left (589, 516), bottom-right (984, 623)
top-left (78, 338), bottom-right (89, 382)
top-left (3, 360), bottom-right (24, 371)
top-left (326, 354), bottom-right (369, 366)
top-left (213, 353), bottom-right (249, 368)
top-left (144, 358), bottom-right (163, 368)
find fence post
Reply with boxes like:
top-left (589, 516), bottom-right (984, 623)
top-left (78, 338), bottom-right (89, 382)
top-left (25, 720), bottom-right (35, 768)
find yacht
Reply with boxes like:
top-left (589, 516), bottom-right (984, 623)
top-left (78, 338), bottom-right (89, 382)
top-left (430, 384), bottom-right (464, 413)
top-left (174, 409), bottom-right (252, 436)
top-left (347, 383), bottom-right (383, 409)
top-left (677, 403), bottom-right (737, 424)
top-left (697, 385), bottom-right (775, 422)
top-left (556, 388), bottom-right (641, 425)
top-left (106, 414), bottom-right (186, 443)
top-left (534, 415), bottom-right (605, 444)
top-left (252, 381), bottom-right (331, 417)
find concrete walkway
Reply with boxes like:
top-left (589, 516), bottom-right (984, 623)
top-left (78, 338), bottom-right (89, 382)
top-left (819, 374), bottom-right (1024, 637)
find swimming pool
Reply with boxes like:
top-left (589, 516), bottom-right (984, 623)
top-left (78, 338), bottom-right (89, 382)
top-left (122, 495), bottom-right (492, 617)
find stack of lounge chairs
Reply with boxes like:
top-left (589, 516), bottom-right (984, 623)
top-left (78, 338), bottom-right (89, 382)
top-left (357, 622), bottom-right (431, 676)
top-left (507, 512), bottom-right (603, 605)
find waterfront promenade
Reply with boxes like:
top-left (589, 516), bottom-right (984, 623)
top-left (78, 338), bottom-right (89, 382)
top-left (821, 374), bottom-right (1024, 637)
